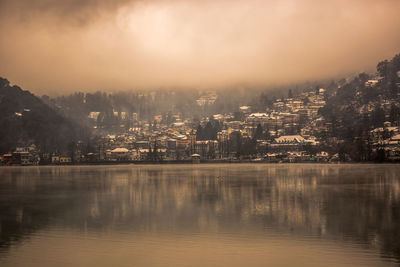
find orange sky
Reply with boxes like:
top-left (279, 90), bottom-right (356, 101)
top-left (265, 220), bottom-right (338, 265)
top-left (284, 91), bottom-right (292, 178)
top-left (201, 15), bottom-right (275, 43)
top-left (0, 0), bottom-right (399, 94)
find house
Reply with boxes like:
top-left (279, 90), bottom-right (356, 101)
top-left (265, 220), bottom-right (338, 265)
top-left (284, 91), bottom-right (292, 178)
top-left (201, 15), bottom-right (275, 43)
top-left (264, 153), bottom-right (279, 162)
top-left (315, 151), bottom-right (329, 162)
top-left (59, 156), bottom-right (72, 164)
top-left (239, 106), bottom-right (251, 114)
top-left (110, 148), bottom-right (130, 161)
top-left (194, 140), bottom-right (218, 159)
top-left (274, 135), bottom-right (305, 143)
top-left (1, 153), bottom-right (12, 165)
top-left (52, 155), bottom-right (60, 164)
top-left (269, 135), bottom-right (309, 152)
top-left (247, 113), bottom-right (269, 124)
top-left (365, 80), bottom-right (379, 87)
top-left (191, 154), bottom-right (200, 163)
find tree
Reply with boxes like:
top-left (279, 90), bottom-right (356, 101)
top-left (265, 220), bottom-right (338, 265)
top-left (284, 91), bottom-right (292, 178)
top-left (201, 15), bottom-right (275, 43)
top-left (390, 104), bottom-right (400, 125)
top-left (315, 85), bottom-right (320, 95)
top-left (288, 89), bottom-right (293, 99)
top-left (371, 106), bottom-right (385, 128)
top-left (253, 123), bottom-right (264, 140)
top-left (377, 60), bottom-right (389, 77)
top-left (196, 124), bottom-right (204, 140)
top-left (68, 141), bottom-right (76, 163)
top-left (264, 127), bottom-right (271, 141)
top-left (147, 141), bottom-right (161, 161)
top-left (233, 111), bottom-right (244, 121)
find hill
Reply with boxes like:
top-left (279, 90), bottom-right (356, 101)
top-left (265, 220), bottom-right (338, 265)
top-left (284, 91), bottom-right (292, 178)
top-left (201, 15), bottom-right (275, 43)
top-left (0, 78), bottom-right (88, 155)
top-left (318, 54), bottom-right (400, 161)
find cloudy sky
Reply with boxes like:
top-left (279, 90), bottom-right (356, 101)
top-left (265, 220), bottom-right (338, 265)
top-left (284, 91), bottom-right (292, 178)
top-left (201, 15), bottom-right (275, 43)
top-left (0, 0), bottom-right (399, 94)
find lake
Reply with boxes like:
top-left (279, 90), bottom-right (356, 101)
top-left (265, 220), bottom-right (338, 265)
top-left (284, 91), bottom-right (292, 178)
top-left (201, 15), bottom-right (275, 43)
top-left (0, 164), bottom-right (399, 266)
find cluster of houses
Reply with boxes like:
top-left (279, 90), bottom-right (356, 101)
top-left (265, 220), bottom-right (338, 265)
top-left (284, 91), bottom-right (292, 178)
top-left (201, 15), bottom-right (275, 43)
top-left (69, 89), bottom-right (335, 163)
top-left (369, 122), bottom-right (400, 161)
top-left (2, 87), bottom-right (400, 165)
top-left (0, 145), bottom-right (40, 166)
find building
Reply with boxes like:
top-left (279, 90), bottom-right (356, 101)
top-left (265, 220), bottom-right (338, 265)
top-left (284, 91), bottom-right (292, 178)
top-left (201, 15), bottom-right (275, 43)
top-left (110, 148), bottom-right (130, 161)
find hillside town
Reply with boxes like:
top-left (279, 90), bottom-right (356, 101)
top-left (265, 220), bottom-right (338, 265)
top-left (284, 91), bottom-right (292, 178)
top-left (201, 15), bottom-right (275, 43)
top-left (2, 83), bottom-right (399, 165)
top-left (1, 53), bottom-right (400, 165)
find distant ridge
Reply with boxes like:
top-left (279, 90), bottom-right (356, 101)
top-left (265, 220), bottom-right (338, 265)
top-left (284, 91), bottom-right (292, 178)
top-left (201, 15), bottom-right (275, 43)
top-left (0, 77), bottom-right (88, 154)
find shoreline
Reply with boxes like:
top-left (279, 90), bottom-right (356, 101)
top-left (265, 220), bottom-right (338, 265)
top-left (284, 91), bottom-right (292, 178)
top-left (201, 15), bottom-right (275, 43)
top-left (1, 160), bottom-right (399, 167)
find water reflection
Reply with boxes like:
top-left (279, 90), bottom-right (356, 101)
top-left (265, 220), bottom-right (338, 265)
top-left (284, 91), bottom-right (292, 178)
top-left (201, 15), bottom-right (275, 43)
top-left (0, 164), bottom-right (399, 265)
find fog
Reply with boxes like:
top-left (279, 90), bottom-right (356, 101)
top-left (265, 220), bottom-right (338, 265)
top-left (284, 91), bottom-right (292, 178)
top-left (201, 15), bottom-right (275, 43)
top-left (0, 0), bottom-right (399, 94)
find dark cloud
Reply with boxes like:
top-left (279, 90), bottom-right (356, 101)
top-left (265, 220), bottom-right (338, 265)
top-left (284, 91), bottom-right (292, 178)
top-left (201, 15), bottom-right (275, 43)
top-left (0, 0), bottom-right (135, 26)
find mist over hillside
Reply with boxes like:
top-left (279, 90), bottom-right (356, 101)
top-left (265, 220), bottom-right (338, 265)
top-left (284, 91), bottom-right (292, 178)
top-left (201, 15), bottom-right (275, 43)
top-left (42, 81), bottom-right (334, 125)
top-left (0, 78), bottom-right (90, 155)
top-left (0, 53), bottom-right (399, 164)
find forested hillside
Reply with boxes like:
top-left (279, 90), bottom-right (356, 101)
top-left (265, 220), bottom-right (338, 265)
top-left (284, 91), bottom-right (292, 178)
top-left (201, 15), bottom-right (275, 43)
top-left (0, 78), bottom-right (89, 154)
top-left (319, 54), bottom-right (400, 160)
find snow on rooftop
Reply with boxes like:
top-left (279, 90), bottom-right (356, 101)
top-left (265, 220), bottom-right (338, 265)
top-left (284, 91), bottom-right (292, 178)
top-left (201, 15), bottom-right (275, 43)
top-left (248, 113), bottom-right (268, 118)
top-left (274, 135), bottom-right (305, 143)
top-left (111, 148), bottom-right (129, 153)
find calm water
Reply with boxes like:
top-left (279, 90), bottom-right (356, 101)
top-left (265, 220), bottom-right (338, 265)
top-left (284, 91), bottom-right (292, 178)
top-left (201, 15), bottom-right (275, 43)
top-left (0, 164), bottom-right (399, 266)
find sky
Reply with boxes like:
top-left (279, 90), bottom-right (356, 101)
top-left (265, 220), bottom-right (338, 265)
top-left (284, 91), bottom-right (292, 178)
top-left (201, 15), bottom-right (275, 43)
top-left (0, 0), bottom-right (399, 95)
